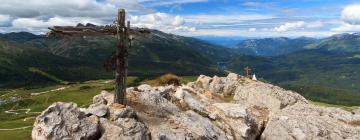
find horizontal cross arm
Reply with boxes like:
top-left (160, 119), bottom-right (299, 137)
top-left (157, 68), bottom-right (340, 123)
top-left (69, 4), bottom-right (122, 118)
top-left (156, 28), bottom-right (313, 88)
top-left (47, 23), bottom-right (151, 37)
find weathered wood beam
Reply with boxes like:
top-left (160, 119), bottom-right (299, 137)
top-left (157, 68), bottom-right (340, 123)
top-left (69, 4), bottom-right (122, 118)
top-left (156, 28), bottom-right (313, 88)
top-left (47, 25), bottom-right (150, 37)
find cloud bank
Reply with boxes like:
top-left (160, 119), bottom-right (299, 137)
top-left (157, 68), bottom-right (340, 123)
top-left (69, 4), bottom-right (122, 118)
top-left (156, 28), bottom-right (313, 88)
top-left (0, 1), bottom-right (359, 37)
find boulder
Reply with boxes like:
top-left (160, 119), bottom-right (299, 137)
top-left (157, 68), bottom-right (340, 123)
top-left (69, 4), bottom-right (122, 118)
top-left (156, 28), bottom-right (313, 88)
top-left (352, 107), bottom-right (360, 115)
top-left (134, 86), bottom-right (181, 116)
top-left (213, 103), bottom-right (269, 140)
top-left (194, 75), bottom-right (213, 90)
top-left (173, 110), bottom-right (228, 140)
top-left (99, 118), bottom-right (150, 140)
top-left (227, 73), bottom-right (240, 81)
top-left (174, 87), bottom-right (208, 115)
top-left (151, 127), bottom-right (193, 140)
top-left (32, 102), bottom-right (100, 140)
top-left (32, 74), bottom-right (360, 140)
top-left (194, 74), bottom-right (239, 96)
top-left (233, 81), bottom-right (308, 111)
top-left (108, 104), bottom-right (137, 121)
top-left (83, 103), bottom-right (108, 117)
top-left (93, 90), bottom-right (114, 105)
top-left (137, 84), bottom-right (153, 92)
top-left (261, 103), bottom-right (360, 140)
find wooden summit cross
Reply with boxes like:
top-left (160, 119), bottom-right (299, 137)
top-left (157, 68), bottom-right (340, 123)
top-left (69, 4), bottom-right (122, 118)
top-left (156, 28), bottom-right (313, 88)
top-left (244, 66), bottom-right (252, 78)
top-left (47, 9), bottom-right (150, 105)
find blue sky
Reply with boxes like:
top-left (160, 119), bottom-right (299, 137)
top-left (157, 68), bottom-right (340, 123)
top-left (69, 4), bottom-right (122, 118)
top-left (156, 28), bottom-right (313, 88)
top-left (0, 0), bottom-right (360, 37)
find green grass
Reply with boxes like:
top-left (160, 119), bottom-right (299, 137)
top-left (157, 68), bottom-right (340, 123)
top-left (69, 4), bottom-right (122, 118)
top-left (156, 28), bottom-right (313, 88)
top-left (0, 77), bottom-right (139, 140)
top-left (180, 76), bottom-right (198, 84)
top-left (310, 100), bottom-right (359, 111)
top-left (28, 67), bottom-right (68, 84)
top-left (0, 75), bottom-right (194, 139)
top-left (227, 50), bottom-right (360, 106)
top-left (0, 128), bottom-right (32, 140)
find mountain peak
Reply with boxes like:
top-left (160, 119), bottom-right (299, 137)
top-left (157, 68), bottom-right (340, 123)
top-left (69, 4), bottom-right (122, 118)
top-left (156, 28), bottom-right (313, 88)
top-left (0, 32), bottom-right (44, 42)
top-left (31, 73), bottom-right (360, 140)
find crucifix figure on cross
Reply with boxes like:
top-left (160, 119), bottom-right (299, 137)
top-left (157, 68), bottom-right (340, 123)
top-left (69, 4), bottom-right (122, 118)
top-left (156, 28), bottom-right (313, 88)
top-left (47, 9), bottom-right (150, 105)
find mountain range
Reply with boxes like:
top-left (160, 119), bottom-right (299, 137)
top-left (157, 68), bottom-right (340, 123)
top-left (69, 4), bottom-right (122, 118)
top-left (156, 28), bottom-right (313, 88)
top-left (0, 31), bottom-right (359, 105)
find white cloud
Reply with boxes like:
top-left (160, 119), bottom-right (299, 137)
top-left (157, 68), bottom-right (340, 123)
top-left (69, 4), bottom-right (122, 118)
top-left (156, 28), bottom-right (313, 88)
top-left (129, 12), bottom-right (195, 33)
top-left (248, 28), bottom-right (257, 32)
top-left (0, 0), bottom-right (157, 33)
top-left (139, 0), bottom-right (207, 7)
top-left (331, 4), bottom-right (360, 32)
top-left (182, 28), bottom-right (335, 37)
top-left (0, 0), bottom-right (115, 18)
top-left (331, 22), bottom-right (360, 32)
top-left (274, 21), bottom-right (305, 32)
top-left (306, 21), bottom-right (323, 28)
top-left (183, 14), bottom-right (275, 24)
top-left (172, 16), bottom-right (185, 26)
top-left (12, 17), bottom-right (105, 28)
top-left (341, 4), bottom-right (360, 25)
top-left (241, 2), bottom-right (275, 8)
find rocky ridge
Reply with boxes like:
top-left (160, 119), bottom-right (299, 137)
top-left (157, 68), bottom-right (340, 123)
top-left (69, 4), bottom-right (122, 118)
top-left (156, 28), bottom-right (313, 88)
top-left (32, 73), bottom-right (360, 140)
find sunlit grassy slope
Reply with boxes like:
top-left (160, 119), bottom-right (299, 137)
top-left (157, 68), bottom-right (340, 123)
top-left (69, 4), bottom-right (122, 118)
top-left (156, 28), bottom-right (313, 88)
top-left (0, 76), bottom-right (197, 140)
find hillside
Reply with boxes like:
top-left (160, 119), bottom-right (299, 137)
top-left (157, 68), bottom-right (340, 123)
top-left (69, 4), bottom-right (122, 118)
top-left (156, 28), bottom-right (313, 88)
top-left (227, 49), bottom-right (360, 105)
top-left (0, 31), bottom-right (231, 87)
top-left (305, 33), bottom-right (360, 53)
top-left (42, 30), bottom-right (233, 76)
top-left (1, 31), bottom-right (360, 106)
top-left (235, 37), bottom-right (316, 56)
top-left (234, 33), bottom-right (360, 57)
top-left (0, 38), bottom-right (111, 87)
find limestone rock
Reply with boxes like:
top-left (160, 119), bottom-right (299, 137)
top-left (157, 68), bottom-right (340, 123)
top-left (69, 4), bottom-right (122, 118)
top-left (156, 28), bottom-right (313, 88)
top-left (213, 103), bottom-right (247, 119)
top-left (173, 110), bottom-right (228, 140)
top-left (261, 103), bottom-right (360, 140)
top-left (93, 90), bottom-right (114, 105)
top-left (227, 73), bottom-right (240, 81)
top-left (174, 87), bottom-right (208, 115)
top-left (194, 74), bottom-right (239, 96)
top-left (83, 103), bottom-right (108, 117)
top-left (233, 81), bottom-right (308, 111)
top-left (32, 73), bottom-right (360, 140)
top-left (352, 107), bottom-right (360, 115)
top-left (32, 102), bottom-right (100, 140)
top-left (152, 128), bottom-right (193, 140)
top-left (134, 86), bottom-right (181, 116)
top-left (99, 118), bottom-right (150, 140)
top-left (194, 75), bottom-right (213, 90)
top-left (213, 103), bottom-right (269, 140)
top-left (108, 104), bottom-right (137, 121)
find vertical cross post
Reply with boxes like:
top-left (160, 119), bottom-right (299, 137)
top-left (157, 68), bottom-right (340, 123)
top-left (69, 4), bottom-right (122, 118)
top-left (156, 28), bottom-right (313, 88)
top-left (114, 9), bottom-right (129, 104)
top-left (47, 8), bottom-right (150, 105)
top-left (244, 66), bottom-right (252, 78)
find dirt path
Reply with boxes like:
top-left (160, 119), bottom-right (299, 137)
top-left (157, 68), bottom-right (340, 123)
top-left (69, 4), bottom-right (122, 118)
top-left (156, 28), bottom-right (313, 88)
top-left (30, 86), bottom-right (69, 96)
top-left (0, 126), bottom-right (33, 131)
top-left (0, 109), bottom-right (40, 131)
top-left (5, 109), bottom-right (41, 115)
top-left (1, 90), bottom-right (17, 97)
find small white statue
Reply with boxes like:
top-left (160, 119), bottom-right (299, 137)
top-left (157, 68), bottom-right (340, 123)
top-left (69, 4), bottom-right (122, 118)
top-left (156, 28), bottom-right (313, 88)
top-left (252, 74), bottom-right (257, 81)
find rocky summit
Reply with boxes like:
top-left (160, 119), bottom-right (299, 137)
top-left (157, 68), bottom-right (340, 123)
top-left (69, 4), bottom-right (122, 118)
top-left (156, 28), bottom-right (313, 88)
top-left (31, 73), bottom-right (360, 140)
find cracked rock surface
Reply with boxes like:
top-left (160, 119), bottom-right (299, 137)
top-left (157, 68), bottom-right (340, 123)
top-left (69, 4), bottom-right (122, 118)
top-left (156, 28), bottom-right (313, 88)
top-left (32, 73), bottom-right (360, 140)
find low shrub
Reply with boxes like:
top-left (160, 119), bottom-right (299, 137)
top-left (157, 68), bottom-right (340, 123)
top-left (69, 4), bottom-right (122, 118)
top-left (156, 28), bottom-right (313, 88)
top-left (142, 73), bottom-right (181, 86)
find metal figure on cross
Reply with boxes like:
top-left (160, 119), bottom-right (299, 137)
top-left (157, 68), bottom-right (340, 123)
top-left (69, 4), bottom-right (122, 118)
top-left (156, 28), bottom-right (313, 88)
top-left (47, 9), bottom-right (150, 105)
